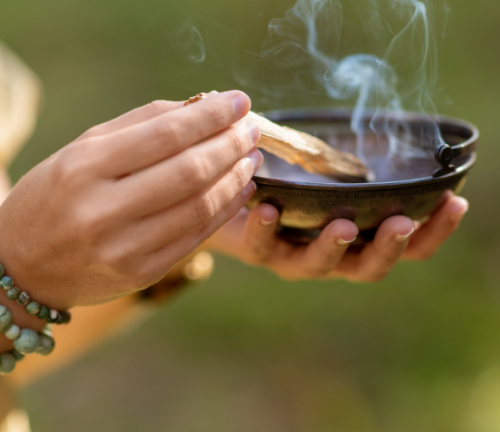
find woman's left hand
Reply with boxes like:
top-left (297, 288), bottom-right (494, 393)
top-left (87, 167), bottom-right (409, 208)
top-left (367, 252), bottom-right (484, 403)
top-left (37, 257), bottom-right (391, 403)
top-left (207, 194), bottom-right (469, 282)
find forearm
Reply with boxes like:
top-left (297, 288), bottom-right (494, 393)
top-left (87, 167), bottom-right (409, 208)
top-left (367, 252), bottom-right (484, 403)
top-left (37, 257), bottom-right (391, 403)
top-left (0, 169), bottom-right (142, 386)
top-left (3, 250), bottom-right (213, 388)
top-left (0, 171), bottom-right (45, 356)
top-left (5, 296), bottom-right (144, 388)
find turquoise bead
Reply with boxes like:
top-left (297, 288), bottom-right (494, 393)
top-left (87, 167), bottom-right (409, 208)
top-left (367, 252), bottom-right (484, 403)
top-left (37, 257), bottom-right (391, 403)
top-left (0, 353), bottom-right (16, 375)
top-left (26, 301), bottom-right (41, 315)
top-left (56, 312), bottom-right (65, 324)
top-left (36, 333), bottom-right (55, 356)
top-left (47, 309), bottom-right (60, 324)
top-left (10, 350), bottom-right (24, 362)
top-left (0, 305), bottom-right (13, 333)
top-left (0, 264), bottom-right (4, 279)
top-left (37, 306), bottom-right (50, 320)
top-left (0, 276), bottom-right (13, 290)
top-left (6, 287), bottom-right (19, 300)
top-left (61, 310), bottom-right (72, 324)
top-left (13, 329), bottom-right (40, 354)
top-left (4, 324), bottom-right (20, 340)
top-left (17, 292), bottom-right (30, 307)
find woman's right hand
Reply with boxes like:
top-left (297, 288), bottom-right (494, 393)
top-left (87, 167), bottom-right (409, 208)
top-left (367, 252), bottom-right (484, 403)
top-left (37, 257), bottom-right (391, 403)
top-left (0, 90), bottom-right (262, 309)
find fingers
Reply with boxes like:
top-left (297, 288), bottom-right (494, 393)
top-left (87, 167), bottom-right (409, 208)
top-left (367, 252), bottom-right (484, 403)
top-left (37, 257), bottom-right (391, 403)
top-left (143, 181), bottom-right (258, 281)
top-left (77, 100), bottom-right (185, 140)
top-left (297, 219), bottom-right (359, 278)
top-left (338, 216), bottom-right (415, 282)
top-left (240, 203), bottom-right (281, 263)
top-left (92, 91), bottom-right (252, 177)
top-left (403, 196), bottom-right (469, 261)
top-left (122, 152), bottom-right (262, 255)
top-left (240, 206), bottom-right (358, 279)
top-left (114, 121), bottom-right (261, 218)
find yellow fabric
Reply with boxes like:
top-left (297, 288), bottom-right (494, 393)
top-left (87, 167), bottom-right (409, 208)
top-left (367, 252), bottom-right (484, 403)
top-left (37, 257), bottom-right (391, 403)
top-left (0, 410), bottom-right (31, 432)
top-left (0, 41), bottom-right (41, 167)
top-left (0, 41), bottom-right (40, 432)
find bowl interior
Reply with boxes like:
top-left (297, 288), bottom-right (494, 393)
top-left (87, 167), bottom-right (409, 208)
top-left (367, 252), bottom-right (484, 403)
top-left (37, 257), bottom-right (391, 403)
top-left (255, 114), bottom-right (472, 184)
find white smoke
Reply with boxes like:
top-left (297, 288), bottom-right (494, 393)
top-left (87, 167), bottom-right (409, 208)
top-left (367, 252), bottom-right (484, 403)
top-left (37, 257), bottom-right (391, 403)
top-left (174, 0), bottom-right (449, 178)
top-left (175, 20), bottom-right (206, 63)
top-left (262, 0), bottom-right (446, 163)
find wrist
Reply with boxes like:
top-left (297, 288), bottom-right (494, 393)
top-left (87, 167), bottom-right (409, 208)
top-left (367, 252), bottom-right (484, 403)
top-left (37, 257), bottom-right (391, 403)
top-left (0, 206), bottom-right (73, 310)
top-left (0, 268), bottom-right (61, 374)
top-left (0, 263), bottom-right (70, 369)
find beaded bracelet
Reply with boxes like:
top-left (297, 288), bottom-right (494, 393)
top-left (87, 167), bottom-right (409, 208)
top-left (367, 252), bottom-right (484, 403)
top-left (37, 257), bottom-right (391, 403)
top-left (0, 305), bottom-right (55, 375)
top-left (0, 264), bottom-right (71, 325)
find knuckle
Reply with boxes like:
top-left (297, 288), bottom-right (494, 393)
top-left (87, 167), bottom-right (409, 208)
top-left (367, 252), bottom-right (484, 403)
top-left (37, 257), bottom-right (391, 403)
top-left (247, 246), bottom-right (270, 265)
top-left (204, 103), bottom-right (229, 130)
top-left (148, 100), bottom-right (170, 113)
top-left (180, 154), bottom-right (212, 186)
top-left (280, 272), bottom-right (300, 282)
top-left (51, 156), bottom-right (85, 188)
top-left (73, 208), bottom-right (108, 241)
top-left (196, 206), bottom-right (231, 246)
top-left (79, 125), bottom-right (101, 139)
top-left (304, 267), bottom-right (330, 279)
top-left (196, 222), bottom-right (214, 246)
top-left (51, 160), bottom-right (72, 185)
top-left (94, 243), bottom-right (136, 271)
top-left (194, 193), bottom-right (217, 222)
top-left (363, 272), bottom-right (387, 283)
top-left (230, 163), bottom-right (250, 191)
top-left (96, 248), bottom-right (124, 269)
top-left (51, 142), bottom-right (100, 186)
top-left (413, 250), bottom-right (436, 261)
top-left (344, 276), bottom-right (364, 284)
top-left (227, 127), bottom-right (252, 157)
top-left (127, 266), bottom-right (153, 289)
top-left (151, 120), bottom-right (182, 149)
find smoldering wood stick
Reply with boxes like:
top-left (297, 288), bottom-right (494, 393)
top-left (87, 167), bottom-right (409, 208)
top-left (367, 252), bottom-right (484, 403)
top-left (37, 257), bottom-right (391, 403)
top-left (185, 93), bottom-right (370, 183)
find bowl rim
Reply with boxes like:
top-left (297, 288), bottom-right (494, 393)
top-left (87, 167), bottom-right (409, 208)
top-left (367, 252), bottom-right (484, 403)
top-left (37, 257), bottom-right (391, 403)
top-left (254, 108), bottom-right (478, 190)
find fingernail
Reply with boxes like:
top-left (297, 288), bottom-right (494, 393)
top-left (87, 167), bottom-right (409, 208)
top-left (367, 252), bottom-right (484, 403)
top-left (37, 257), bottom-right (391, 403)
top-left (246, 149), bottom-right (263, 174)
top-left (261, 217), bottom-right (276, 226)
top-left (242, 181), bottom-right (257, 198)
top-left (209, 90), bottom-right (219, 94)
top-left (234, 93), bottom-right (250, 117)
top-left (337, 237), bottom-right (356, 246)
top-left (394, 227), bottom-right (415, 243)
top-left (247, 121), bottom-right (261, 144)
top-left (450, 197), bottom-right (469, 222)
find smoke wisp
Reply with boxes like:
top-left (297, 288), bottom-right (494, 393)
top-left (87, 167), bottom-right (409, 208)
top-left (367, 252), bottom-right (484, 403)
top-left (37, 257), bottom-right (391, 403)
top-left (175, 0), bottom-right (449, 180)
top-left (262, 0), bottom-right (446, 163)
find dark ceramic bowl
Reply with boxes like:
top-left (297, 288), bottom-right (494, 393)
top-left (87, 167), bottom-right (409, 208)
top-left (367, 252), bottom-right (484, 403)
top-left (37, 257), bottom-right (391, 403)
top-left (247, 109), bottom-right (478, 244)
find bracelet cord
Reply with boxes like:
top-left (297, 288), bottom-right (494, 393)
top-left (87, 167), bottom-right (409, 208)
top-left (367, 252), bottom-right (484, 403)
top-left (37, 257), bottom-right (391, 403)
top-left (0, 264), bottom-right (71, 325)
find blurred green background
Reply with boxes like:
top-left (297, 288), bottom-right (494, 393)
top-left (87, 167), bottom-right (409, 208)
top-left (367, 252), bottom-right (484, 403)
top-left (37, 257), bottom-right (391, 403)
top-left (1, 0), bottom-right (499, 431)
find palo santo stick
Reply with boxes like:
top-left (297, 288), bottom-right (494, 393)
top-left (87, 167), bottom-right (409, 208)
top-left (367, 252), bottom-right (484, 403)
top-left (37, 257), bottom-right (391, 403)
top-left (185, 93), bottom-right (370, 183)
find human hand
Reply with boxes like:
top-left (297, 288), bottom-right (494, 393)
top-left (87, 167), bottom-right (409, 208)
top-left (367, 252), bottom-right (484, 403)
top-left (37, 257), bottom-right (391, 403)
top-left (208, 194), bottom-right (469, 282)
top-left (0, 91), bottom-right (262, 308)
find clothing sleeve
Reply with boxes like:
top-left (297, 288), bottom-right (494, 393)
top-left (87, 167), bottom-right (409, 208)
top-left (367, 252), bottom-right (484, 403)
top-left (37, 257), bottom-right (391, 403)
top-left (0, 41), bottom-right (42, 167)
top-left (0, 410), bottom-right (31, 432)
top-left (0, 43), bottom-right (41, 431)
